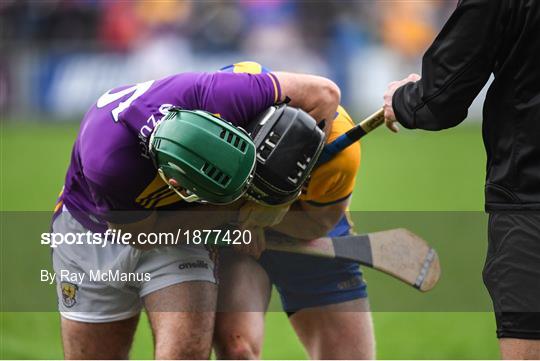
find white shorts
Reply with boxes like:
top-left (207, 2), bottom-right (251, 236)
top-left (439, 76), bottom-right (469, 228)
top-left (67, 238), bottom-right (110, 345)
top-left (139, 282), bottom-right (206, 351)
top-left (52, 210), bottom-right (217, 323)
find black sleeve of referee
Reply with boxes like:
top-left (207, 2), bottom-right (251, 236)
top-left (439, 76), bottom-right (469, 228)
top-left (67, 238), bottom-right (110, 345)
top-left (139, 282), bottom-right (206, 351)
top-left (392, 0), bottom-right (508, 130)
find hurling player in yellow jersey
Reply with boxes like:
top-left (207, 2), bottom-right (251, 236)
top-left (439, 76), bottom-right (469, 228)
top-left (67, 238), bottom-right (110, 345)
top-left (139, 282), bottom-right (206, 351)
top-left (214, 63), bottom-right (374, 359)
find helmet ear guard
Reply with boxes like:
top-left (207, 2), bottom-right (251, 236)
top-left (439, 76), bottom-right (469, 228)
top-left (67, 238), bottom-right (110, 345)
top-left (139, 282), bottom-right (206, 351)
top-left (149, 107), bottom-right (257, 204)
top-left (246, 105), bottom-right (326, 206)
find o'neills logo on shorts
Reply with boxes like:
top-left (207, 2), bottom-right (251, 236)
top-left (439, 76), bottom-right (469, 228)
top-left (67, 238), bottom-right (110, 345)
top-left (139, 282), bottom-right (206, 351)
top-left (178, 260), bottom-right (209, 270)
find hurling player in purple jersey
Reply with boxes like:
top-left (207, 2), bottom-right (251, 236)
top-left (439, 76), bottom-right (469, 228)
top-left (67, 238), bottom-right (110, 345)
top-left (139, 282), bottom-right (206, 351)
top-left (51, 70), bottom-right (340, 359)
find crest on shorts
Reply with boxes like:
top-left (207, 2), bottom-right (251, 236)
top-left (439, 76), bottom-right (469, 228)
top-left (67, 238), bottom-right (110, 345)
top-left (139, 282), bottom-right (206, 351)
top-left (61, 282), bottom-right (78, 308)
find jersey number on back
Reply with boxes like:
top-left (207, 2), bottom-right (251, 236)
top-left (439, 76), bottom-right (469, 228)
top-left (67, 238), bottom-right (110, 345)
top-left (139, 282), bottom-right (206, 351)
top-left (96, 80), bottom-right (154, 122)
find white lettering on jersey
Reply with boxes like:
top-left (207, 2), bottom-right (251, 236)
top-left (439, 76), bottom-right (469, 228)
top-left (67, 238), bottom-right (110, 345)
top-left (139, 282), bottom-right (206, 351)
top-left (138, 103), bottom-right (173, 159)
top-left (97, 80), bottom-right (155, 122)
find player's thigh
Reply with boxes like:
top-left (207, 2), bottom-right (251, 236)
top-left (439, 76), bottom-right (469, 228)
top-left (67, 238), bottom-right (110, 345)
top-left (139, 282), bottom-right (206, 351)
top-left (144, 280), bottom-right (217, 360)
top-left (133, 239), bottom-right (218, 358)
top-left (52, 211), bottom-right (145, 358)
top-left (61, 314), bottom-right (139, 359)
top-left (260, 250), bottom-right (371, 359)
top-left (141, 248), bottom-right (218, 359)
top-left (290, 298), bottom-right (374, 360)
top-left (217, 248), bottom-right (272, 311)
top-left (214, 249), bottom-right (271, 359)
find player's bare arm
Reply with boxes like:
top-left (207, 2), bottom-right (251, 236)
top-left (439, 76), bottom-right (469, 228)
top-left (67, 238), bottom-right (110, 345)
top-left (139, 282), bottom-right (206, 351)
top-left (273, 72), bottom-right (340, 133)
top-left (271, 199), bottom-right (348, 240)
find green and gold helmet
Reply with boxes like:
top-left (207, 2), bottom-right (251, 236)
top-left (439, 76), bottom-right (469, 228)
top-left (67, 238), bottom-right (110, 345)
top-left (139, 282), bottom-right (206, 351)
top-left (149, 107), bottom-right (256, 204)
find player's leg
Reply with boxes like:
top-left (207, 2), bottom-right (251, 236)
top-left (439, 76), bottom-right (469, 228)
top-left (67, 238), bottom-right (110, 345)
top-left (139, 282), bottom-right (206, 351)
top-left (139, 245), bottom-right (220, 359)
top-left (262, 248), bottom-right (373, 359)
top-left (483, 213), bottom-right (540, 359)
top-left (289, 299), bottom-right (374, 359)
top-left (213, 249), bottom-right (272, 359)
top-left (214, 312), bottom-right (266, 360)
top-left (500, 338), bottom-right (540, 359)
top-left (52, 211), bottom-right (144, 359)
top-left (144, 282), bottom-right (217, 359)
top-left (60, 315), bottom-right (139, 359)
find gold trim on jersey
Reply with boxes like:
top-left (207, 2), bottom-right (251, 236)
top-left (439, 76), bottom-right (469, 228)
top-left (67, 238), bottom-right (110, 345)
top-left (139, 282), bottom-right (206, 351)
top-left (53, 186), bottom-right (64, 211)
top-left (136, 174), bottom-right (182, 209)
top-left (268, 74), bottom-right (279, 103)
top-left (54, 201), bottom-right (63, 212)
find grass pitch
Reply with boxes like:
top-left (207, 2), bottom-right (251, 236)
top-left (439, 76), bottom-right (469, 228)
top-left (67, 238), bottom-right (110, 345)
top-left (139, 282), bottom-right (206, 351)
top-left (0, 120), bottom-right (499, 359)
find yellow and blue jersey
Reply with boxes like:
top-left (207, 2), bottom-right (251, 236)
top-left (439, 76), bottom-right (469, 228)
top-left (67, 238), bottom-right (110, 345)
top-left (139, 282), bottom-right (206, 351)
top-left (300, 105), bottom-right (360, 206)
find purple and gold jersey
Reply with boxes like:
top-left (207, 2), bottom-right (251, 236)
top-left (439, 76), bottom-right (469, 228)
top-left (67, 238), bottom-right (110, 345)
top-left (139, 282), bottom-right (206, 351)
top-left (57, 72), bottom-right (280, 232)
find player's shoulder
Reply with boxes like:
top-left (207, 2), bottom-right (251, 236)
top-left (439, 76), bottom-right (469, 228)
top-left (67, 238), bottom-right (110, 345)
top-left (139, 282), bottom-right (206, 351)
top-left (331, 105), bottom-right (356, 138)
top-left (323, 105), bottom-right (361, 175)
top-left (219, 61), bottom-right (271, 75)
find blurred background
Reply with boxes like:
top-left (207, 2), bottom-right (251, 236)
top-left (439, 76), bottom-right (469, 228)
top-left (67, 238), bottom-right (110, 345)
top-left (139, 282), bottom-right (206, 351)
top-left (0, 0), bottom-right (490, 121)
top-left (1, 1), bottom-right (499, 359)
